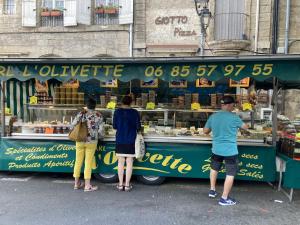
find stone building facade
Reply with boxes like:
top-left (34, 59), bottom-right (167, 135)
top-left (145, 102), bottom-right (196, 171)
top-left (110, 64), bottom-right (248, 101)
top-left (0, 0), bottom-right (132, 58)
top-left (0, 0), bottom-right (299, 118)
top-left (1, 0), bottom-right (299, 57)
top-left (139, 0), bottom-right (300, 57)
top-left (135, 0), bottom-right (299, 119)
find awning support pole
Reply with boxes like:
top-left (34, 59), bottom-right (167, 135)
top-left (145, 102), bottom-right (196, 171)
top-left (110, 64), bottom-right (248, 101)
top-left (272, 78), bottom-right (278, 147)
top-left (1, 81), bottom-right (6, 137)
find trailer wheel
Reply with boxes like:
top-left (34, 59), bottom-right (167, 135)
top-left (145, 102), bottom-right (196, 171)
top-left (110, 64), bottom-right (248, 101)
top-left (136, 175), bottom-right (165, 185)
top-left (94, 173), bottom-right (118, 183)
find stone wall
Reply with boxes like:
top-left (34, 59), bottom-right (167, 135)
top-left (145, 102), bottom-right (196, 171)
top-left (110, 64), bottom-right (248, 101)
top-left (144, 0), bottom-right (200, 56)
top-left (133, 0), bottom-right (146, 57)
top-left (249, 0), bottom-right (273, 53)
top-left (0, 0), bottom-right (130, 57)
top-left (277, 0), bottom-right (300, 53)
top-left (277, 0), bottom-right (300, 120)
top-left (284, 90), bottom-right (300, 120)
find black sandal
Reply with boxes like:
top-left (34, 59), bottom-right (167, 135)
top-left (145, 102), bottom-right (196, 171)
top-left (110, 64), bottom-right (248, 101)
top-left (116, 184), bottom-right (124, 191)
top-left (124, 185), bottom-right (133, 192)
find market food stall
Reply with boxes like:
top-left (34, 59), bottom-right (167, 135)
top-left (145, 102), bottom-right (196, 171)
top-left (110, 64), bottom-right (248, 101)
top-left (0, 56), bottom-right (299, 187)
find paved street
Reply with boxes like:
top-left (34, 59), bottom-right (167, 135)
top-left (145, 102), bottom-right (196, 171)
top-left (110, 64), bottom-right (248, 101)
top-left (0, 172), bottom-right (299, 225)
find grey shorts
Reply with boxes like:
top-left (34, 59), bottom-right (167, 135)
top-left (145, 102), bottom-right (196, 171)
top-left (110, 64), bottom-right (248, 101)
top-left (210, 153), bottom-right (239, 176)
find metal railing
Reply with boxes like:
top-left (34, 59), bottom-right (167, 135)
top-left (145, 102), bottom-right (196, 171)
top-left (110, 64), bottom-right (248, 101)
top-left (94, 13), bottom-right (119, 25)
top-left (41, 15), bottom-right (64, 27)
top-left (40, 12), bottom-right (120, 26)
top-left (94, 0), bottom-right (119, 25)
top-left (214, 13), bottom-right (250, 41)
top-left (3, 2), bottom-right (16, 15)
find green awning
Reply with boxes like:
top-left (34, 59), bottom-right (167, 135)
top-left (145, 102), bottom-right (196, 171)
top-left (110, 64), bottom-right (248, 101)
top-left (0, 55), bottom-right (300, 83)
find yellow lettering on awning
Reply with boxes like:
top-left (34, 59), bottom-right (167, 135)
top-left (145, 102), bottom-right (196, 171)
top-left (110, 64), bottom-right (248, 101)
top-left (0, 66), bottom-right (6, 76)
top-left (6, 66), bottom-right (14, 77)
top-left (61, 66), bottom-right (69, 77)
top-left (51, 65), bottom-right (60, 77)
top-left (91, 65), bottom-right (102, 76)
top-left (113, 64), bottom-right (124, 77)
top-left (71, 66), bottom-right (80, 77)
top-left (39, 66), bottom-right (51, 77)
top-left (103, 65), bottom-right (114, 76)
top-left (80, 65), bottom-right (90, 77)
top-left (22, 65), bottom-right (31, 77)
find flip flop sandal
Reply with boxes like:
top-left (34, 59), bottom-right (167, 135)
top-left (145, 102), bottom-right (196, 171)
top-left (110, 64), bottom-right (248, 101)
top-left (84, 185), bottom-right (98, 192)
top-left (124, 185), bottom-right (133, 192)
top-left (116, 184), bottom-right (124, 191)
top-left (74, 181), bottom-right (84, 190)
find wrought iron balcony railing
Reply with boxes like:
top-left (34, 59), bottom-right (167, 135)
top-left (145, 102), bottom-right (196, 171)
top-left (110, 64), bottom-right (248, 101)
top-left (41, 13), bottom-right (64, 27)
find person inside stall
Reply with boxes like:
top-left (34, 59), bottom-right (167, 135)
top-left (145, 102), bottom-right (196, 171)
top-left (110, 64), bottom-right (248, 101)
top-left (204, 96), bottom-right (248, 206)
top-left (71, 96), bottom-right (104, 192)
top-left (113, 95), bottom-right (141, 191)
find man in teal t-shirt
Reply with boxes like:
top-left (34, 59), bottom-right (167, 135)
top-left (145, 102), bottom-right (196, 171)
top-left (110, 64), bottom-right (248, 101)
top-left (204, 96), bottom-right (248, 206)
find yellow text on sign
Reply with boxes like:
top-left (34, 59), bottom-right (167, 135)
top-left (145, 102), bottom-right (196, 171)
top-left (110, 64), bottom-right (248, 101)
top-left (170, 66), bottom-right (191, 77)
top-left (252, 64), bottom-right (273, 76)
top-left (144, 66), bottom-right (163, 77)
top-left (22, 65), bottom-right (125, 78)
top-left (197, 65), bottom-right (218, 77)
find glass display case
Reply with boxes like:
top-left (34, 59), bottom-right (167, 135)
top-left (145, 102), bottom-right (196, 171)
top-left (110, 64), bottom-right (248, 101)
top-left (10, 104), bottom-right (271, 144)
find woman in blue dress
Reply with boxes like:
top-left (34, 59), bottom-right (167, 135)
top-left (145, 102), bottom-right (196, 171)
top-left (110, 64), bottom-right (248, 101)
top-left (113, 95), bottom-right (141, 191)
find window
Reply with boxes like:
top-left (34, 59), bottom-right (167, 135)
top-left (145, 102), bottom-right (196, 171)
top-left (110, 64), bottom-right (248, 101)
top-left (214, 0), bottom-right (249, 40)
top-left (94, 0), bottom-right (119, 25)
top-left (3, 0), bottom-right (16, 15)
top-left (42, 0), bottom-right (64, 10)
top-left (41, 0), bottom-right (64, 27)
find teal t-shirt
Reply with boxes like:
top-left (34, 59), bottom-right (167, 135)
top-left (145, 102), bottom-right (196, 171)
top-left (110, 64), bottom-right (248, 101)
top-left (204, 111), bottom-right (243, 156)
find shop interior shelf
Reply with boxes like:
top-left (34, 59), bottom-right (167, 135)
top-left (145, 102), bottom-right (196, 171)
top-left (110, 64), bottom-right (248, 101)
top-left (25, 104), bottom-right (217, 113)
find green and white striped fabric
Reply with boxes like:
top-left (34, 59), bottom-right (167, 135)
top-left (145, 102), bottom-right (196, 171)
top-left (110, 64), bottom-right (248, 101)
top-left (3, 79), bottom-right (56, 120)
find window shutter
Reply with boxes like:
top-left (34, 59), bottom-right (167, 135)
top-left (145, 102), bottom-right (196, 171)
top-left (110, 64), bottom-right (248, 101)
top-left (215, 0), bottom-right (245, 40)
top-left (119, 0), bottom-right (133, 24)
top-left (22, 0), bottom-right (37, 27)
top-left (64, 0), bottom-right (77, 26)
top-left (77, 0), bottom-right (91, 25)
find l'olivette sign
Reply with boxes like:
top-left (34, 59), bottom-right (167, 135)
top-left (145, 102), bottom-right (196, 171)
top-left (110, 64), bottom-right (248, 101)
top-left (0, 57), bottom-right (299, 82)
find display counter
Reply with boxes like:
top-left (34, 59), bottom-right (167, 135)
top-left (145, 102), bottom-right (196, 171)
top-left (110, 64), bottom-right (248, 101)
top-left (6, 133), bottom-right (267, 145)
top-left (0, 134), bottom-right (275, 183)
top-left (276, 153), bottom-right (300, 201)
top-left (0, 65), bottom-right (274, 184)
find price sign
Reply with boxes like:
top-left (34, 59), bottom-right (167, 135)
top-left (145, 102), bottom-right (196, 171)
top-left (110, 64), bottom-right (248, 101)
top-left (29, 96), bottom-right (38, 105)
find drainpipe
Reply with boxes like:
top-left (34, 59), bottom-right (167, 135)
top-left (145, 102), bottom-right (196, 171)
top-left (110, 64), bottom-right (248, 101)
top-left (284, 0), bottom-right (290, 54)
top-left (282, 0), bottom-right (291, 115)
top-left (272, 78), bottom-right (278, 147)
top-left (129, 0), bottom-right (134, 57)
top-left (128, 23), bottom-right (133, 94)
top-left (129, 0), bottom-right (134, 93)
top-left (254, 0), bottom-right (260, 53)
top-left (129, 23), bottom-right (133, 57)
top-left (272, 0), bottom-right (279, 54)
top-left (1, 81), bottom-right (5, 137)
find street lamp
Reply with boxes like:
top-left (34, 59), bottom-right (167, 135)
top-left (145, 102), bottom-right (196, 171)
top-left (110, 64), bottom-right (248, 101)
top-left (194, 0), bottom-right (211, 56)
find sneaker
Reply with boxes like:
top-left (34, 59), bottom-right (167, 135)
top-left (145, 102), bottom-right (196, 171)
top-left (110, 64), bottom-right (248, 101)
top-left (208, 190), bottom-right (218, 198)
top-left (218, 197), bottom-right (237, 206)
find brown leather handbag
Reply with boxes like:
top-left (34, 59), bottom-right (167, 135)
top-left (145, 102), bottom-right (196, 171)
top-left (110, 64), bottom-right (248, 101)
top-left (68, 114), bottom-right (88, 142)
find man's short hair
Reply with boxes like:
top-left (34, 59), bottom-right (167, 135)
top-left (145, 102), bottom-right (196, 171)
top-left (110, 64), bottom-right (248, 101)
top-left (220, 96), bottom-right (236, 105)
